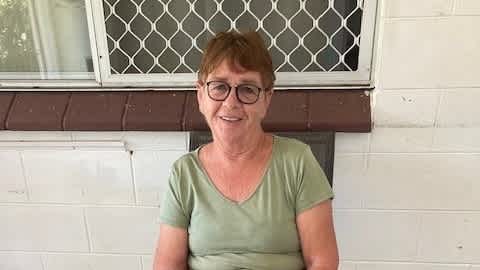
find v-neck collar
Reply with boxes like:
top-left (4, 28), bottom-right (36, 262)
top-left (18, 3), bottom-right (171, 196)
top-left (193, 135), bottom-right (276, 205)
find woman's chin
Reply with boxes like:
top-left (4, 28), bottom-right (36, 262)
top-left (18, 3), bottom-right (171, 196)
top-left (212, 125), bottom-right (247, 142)
top-left (210, 118), bottom-right (264, 141)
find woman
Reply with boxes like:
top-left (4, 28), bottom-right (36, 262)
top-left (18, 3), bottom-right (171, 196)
top-left (154, 31), bottom-right (338, 270)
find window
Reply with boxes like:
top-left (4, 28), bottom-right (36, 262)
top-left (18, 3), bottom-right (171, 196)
top-left (0, 0), bottom-right (95, 84)
top-left (1, 0), bottom-right (378, 89)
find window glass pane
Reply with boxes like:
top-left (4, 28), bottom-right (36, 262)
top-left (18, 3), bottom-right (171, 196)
top-left (0, 0), bottom-right (93, 79)
top-left (104, 0), bottom-right (363, 74)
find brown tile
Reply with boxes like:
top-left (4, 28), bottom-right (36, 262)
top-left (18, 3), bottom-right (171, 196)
top-left (64, 92), bottom-right (128, 131)
top-left (0, 92), bottom-right (15, 130)
top-left (123, 91), bottom-right (186, 131)
top-left (1, 90), bottom-right (371, 132)
top-left (183, 91), bottom-right (209, 131)
top-left (308, 90), bottom-right (371, 132)
top-left (263, 91), bottom-right (308, 131)
top-left (6, 92), bottom-right (70, 130)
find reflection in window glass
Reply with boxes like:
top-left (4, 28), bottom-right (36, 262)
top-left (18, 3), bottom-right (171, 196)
top-left (0, 0), bottom-right (93, 79)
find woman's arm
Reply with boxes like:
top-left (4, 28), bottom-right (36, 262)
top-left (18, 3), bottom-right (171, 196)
top-left (153, 224), bottom-right (189, 270)
top-left (296, 200), bottom-right (339, 270)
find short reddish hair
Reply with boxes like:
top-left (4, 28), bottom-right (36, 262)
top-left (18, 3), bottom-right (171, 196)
top-left (198, 31), bottom-right (276, 89)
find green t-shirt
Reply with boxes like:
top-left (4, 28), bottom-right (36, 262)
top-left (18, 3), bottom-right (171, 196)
top-left (159, 136), bottom-right (334, 270)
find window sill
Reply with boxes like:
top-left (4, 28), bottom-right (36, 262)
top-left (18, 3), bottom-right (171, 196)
top-left (0, 90), bottom-right (371, 132)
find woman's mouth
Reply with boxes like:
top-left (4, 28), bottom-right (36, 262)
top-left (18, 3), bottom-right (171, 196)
top-left (220, 116), bottom-right (242, 122)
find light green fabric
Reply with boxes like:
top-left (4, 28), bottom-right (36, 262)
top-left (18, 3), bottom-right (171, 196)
top-left (159, 136), bottom-right (334, 270)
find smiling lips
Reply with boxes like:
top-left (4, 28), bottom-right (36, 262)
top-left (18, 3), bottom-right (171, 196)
top-left (220, 116), bottom-right (242, 122)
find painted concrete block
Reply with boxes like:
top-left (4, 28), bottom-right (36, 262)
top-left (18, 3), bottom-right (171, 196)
top-left (370, 128), bottom-right (434, 153)
top-left (365, 154), bottom-right (480, 210)
top-left (335, 132), bottom-right (370, 153)
top-left (334, 210), bottom-right (419, 260)
top-left (122, 132), bottom-right (188, 151)
top-left (71, 131), bottom-right (124, 142)
top-left (379, 17), bottom-right (480, 89)
top-left (385, 0), bottom-right (453, 17)
top-left (0, 253), bottom-right (43, 270)
top-left (0, 151), bottom-right (27, 202)
top-left (437, 90), bottom-right (480, 127)
top-left (45, 254), bottom-right (142, 270)
top-left (356, 262), bottom-right (469, 270)
top-left (23, 151), bottom-right (134, 204)
top-left (0, 131), bottom-right (72, 141)
top-left (333, 154), bottom-right (366, 209)
top-left (86, 207), bottom-right (159, 254)
top-left (132, 150), bottom-right (186, 206)
top-left (432, 128), bottom-right (480, 152)
top-left (454, 0), bottom-right (480, 15)
top-left (72, 132), bottom-right (188, 150)
top-left (0, 206), bottom-right (88, 251)
top-left (417, 213), bottom-right (480, 263)
top-left (142, 256), bottom-right (153, 270)
top-left (338, 261), bottom-right (356, 270)
top-left (374, 91), bottom-right (439, 127)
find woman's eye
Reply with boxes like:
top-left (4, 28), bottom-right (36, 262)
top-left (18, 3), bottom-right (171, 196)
top-left (240, 86), bottom-right (257, 95)
top-left (213, 84), bottom-right (228, 91)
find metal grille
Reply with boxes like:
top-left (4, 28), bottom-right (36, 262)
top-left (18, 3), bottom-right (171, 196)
top-left (102, 0), bottom-right (363, 75)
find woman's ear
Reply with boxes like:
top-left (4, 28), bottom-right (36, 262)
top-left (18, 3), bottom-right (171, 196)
top-left (196, 80), bottom-right (204, 96)
top-left (264, 88), bottom-right (274, 104)
top-left (266, 87), bottom-right (274, 96)
top-left (195, 80), bottom-right (203, 90)
top-left (196, 80), bottom-right (205, 114)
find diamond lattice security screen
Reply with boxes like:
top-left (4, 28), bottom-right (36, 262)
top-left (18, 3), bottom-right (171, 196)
top-left (102, 0), bottom-right (364, 75)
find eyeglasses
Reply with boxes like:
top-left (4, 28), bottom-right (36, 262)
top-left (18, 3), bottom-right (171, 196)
top-left (205, 81), bottom-right (265, 104)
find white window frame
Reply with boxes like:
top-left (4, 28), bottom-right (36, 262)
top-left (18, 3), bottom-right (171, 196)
top-left (0, 0), bottom-right (378, 90)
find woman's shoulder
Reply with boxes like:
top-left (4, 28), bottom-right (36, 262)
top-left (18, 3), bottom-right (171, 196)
top-left (172, 150), bottom-right (197, 169)
top-left (173, 150), bottom-right (197, 165)
top-left (273, 135), bottom-right (310, 155)
top-left (169, 150), bottom-right (203, 178)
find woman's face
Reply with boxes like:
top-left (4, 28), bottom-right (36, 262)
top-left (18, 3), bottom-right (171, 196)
top-left (197, 60), bottom-right (273, 143)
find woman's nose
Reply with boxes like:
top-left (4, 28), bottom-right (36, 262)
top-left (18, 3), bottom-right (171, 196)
top-left (222, 87), bottom-right (241, 107)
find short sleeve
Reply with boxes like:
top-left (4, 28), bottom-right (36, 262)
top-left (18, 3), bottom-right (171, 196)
top-left (159, 165), bottom-right (190, 229)
top-left (295, 146), bottom-right (334, 215)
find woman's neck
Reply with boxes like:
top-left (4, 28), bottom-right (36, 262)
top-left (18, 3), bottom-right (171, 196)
top-left (210, 131), bottom-right (270, 163)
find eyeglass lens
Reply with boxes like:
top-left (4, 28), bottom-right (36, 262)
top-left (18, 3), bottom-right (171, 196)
top-left (207, 81), bottom-right (261, 104)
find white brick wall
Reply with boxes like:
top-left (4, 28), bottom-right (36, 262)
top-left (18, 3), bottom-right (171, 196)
top-left (332, 0), bottom-right (480, 268)
top-left (22, 151), bottom-right (135, 204)
top-left (334, 129), bottom-right (480, 269)
top-left (141, 256), bottom-right (153, 270)
top-left (1, 1), bottom-right (480, 269)
top-left (0, 132), bottom-right (187, 270)
top-left (0, 151), bottom-right (27, 202)
top-left (373, 90), bottom-right (440, 127)
top-left (437, 90), bottom-right (480, 127)
top-left (86, 206), bottom-right (160, 253)
top-left (133, 150), bottom-right (186, 206)
top-left (384, 0), bottom-right (454, 17)
top-left (378, 16), bottom-right (480, 89)
top-left (356, 262), bottom-right (470, 270)
top-left (417, 213), bottom-right (480, 263)
top-left (335, 210), bottom-right (420, 261)
top-left (44, 254), bottom-right (142, 270)
top-left (0, 254), bottom-right (44, 270)
top-left (454, 0), bottom-right (480, 15)
top-left (0, 205), bottom-right (89, 251)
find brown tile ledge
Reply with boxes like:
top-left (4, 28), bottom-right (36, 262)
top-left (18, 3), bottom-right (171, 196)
top-left (0, 90), bottom-right (371, 132)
